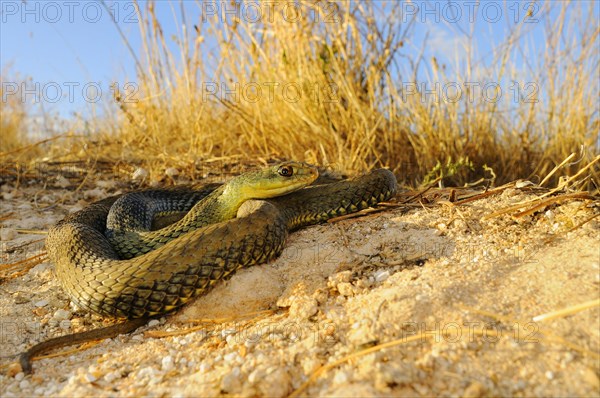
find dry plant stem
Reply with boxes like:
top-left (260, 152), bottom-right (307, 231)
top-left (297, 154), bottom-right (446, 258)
top-left (533, 299), bottom-right (600, 322)
top-left (539, 152), bottom-right (577, 187)
top-left (484, 192), bottom-right (597, 220)
top-left (512, 193), bottom-right (597, 218)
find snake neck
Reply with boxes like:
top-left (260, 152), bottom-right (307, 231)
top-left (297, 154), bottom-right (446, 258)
top-left (214, 181), bottom-right (253, 219)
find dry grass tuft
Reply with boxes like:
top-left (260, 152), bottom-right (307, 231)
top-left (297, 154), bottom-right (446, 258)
top-left (1, 1), bottom-right (598, 188)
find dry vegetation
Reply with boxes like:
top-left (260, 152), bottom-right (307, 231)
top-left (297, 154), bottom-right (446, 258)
top-left (1, 1), bottom-right (598, 188)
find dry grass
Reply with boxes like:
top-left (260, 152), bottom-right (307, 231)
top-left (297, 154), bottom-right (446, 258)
top-left (1, 1), bottom-right (598, 189)
top-left (0, 70), bottom-right (31, 155)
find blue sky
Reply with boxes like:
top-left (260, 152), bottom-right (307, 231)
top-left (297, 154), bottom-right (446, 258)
top-left (1, 1), bottom-right (598, 121)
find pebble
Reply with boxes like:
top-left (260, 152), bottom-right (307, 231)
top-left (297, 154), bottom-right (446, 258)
top-left (19, 379), bottom-right (30, 389)
top-left (34, 299), bottom-right (49, 308)
top-left (161, 355), bottom-right (174, 371)
top-left (53, 309), bottom-right (72, 320)
top-left (373, 270), bottom-right (390, 283)
top-left (60, 320), bottom-right (72, 330)
top-left (147, 319), bottom-right (160, 327)
top-left (84, 373), bottom-right (97, 383)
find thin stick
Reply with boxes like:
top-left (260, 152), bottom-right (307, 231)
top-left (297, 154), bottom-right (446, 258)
top-left (539, 152), bottom-right (577, 187)
top-left (532, 299), bottom-right (600, 322)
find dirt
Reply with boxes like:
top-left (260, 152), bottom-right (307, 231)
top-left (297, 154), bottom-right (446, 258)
top-left (0, 178), bottom-right (599, 397)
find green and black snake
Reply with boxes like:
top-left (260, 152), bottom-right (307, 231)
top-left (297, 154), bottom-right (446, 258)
top-left (44, 162), bottom-right (397, 319)
top-left (18, 162), bottom-right (397, 373)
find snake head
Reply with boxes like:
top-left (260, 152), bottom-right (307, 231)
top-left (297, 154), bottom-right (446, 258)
top-left (233, 161), bottom-right (318, 199)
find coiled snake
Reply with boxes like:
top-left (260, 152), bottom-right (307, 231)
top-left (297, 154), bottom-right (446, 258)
top-left (21, 162), bottom-right (396, 372)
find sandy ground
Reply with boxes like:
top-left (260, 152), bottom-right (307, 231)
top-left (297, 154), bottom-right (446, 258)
top-left (0, 178), bottom-right (599, 397)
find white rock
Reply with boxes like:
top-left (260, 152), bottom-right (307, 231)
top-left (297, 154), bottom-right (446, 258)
top-left (161, 355), bottom-right (174, 371)
top-left (84, 373), bottom-right (97, 383)
top-left (59, 320), bottom-right (71, 330)
top-left (34, 300), bottom-right (49, 308)
top-left (14, 372), bottom-right (24, 381)
top-left (147, 319), bottom-right (160, 327)
top-left (374, 270), bottom-right (390, 283)
top-left (53, 309), bottom-right (72, 320)
top-left (19, 379), bottom-right (30, 389)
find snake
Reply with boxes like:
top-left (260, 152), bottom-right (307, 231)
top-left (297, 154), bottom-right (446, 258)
top-left (44, 161), bottom-right (397, 320)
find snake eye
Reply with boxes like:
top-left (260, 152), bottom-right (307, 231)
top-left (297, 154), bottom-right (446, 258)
top-left (278, 165), bottom-right (294, 177)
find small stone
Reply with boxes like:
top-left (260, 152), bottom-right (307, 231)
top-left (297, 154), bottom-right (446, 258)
top-left (52, 309), bottom-right (72, 321)
top-left (34, 300), bottom-right (49, 308)
top-left (544, 371), bottom-right (554, 380)
top-left (161, 355), bottom-right (174, 371)
top-left (84, 373), bottom-right (97, 383)
top-left (147, 319), bottom-right (160, 327)
top-left (19, 379), bottom-right (30, 389)
top-left (59, 320), bottom-right (71, 330)
top-left (14, 372), bottom-right (25, 381)
top-left (374, 270), bottom-right (390, 283)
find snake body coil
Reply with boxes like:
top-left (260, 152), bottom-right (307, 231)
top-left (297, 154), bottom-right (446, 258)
top-left (46, 163), bottom-right (397, 319)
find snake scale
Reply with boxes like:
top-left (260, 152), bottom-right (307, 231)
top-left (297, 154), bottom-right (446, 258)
top-left (45, 162), bottom-right (398, 319)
